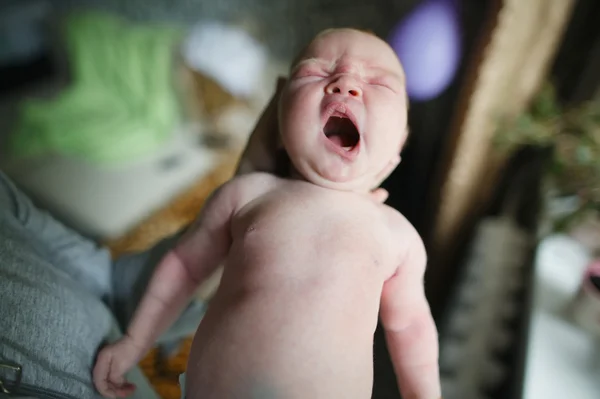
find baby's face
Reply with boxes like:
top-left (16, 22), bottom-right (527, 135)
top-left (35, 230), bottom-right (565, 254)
top-left (279, 29), bottom-right (408, 191)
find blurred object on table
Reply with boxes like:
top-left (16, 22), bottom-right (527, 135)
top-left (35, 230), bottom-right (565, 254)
top-left (182, 22), bottom-right (267, 98)
top-left (0, 11), bottom-right (278, 240)
top-left (495, 83), bottom-right (600, 244)
top-left (3, 126), bottom-right (219, 240)
top-left (571, 260), bottom-right (600, 337)
top-left (176, 21), bottom-right (280, 152)
top-left (139, 337), bottom-right (192, 399)
top-left (524, 234), bottom-right (599, 399)
top-left (8, 11), bottom-right (184, 165)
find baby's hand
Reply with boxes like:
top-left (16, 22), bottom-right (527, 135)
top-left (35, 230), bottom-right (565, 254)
top-left (93, 336), bottom-right (143, 398)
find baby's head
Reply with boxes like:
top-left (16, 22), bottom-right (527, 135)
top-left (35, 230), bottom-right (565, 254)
top-left (278, 28), bottom-right (409, 192)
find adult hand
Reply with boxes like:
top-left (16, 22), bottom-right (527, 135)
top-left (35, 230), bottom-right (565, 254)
top-left (235, 77), bottom-right (287, 176)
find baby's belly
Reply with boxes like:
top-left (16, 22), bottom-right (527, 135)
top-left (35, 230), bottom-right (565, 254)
top-left (186, 278), bottom-right (378, 399)
top-left (186, 199), bottom-right (390, 398)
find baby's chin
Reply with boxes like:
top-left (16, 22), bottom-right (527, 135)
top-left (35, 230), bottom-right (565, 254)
top-left (295, 166), bottom-right (375, 193)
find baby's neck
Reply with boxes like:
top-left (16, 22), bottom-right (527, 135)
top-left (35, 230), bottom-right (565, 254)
top-left (289, 167), bottom-right (305, 183)
top-left (288, 166), bottom-right (371, 195)
top-left (280, 147), bottom-right (371, 194)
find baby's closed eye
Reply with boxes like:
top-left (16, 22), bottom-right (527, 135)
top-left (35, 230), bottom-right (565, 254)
top-left (291, 60), bottom-right (330, 80)
top-left (368, 78), bottom-right (397, 93)
top-left (293, 68), bottom-right (329, 79)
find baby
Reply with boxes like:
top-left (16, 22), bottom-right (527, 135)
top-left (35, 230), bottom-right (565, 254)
top-left (93, 28), bottom-right (441, 399)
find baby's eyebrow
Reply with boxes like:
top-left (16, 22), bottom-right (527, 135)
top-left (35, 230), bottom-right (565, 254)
top-left (291, 57), bottom-right (406, 87)
top-left (291, 58), bottom-right (329, 73)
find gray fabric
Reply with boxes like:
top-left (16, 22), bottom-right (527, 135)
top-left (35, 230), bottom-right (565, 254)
top-left (0, 171), bottom-right (205, 399)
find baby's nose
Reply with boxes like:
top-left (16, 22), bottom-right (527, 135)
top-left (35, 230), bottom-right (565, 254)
top-left (325, 76), bottom-right (362, 97)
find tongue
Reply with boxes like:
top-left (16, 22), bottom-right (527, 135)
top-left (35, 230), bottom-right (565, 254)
top-left (328, 134), bottom-right (346, 148)
top-left (324, 117), bottom-right (359, 150)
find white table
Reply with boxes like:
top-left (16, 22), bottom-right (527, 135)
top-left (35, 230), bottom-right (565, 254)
top-left (1, 128), bottom-right (217, 240)
top-left (523, 234), bottom-right (600, 399)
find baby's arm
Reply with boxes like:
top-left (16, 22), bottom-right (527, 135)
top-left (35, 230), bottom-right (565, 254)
top-left (380, 232), bottom-right (441, 399)
top-left (123, 182), bottom-right (240, 353)
top-left (93, 181), bottom-right (245, 398)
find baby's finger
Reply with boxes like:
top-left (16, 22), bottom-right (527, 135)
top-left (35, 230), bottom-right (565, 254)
top-left (92, 355), bottom-right (112, 393)
top-left (97, 383), bottom-right (118, 399)
top-left (98, 377), bottom-right (121, 399)
top-left (370, 188), bottom-right (389, 203)
top-left (112, 382), bottom-right (136, 398)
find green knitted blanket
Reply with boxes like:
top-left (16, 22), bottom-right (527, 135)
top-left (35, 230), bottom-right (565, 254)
top-left (11, 12), bottom-right (183, 164)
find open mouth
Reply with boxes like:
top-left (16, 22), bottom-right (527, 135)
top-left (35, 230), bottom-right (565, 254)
top-left (323, 115), bottom-right (360, 152)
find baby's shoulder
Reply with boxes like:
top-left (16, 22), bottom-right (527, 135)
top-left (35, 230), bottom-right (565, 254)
top-left (380, 205), bottom-right (421, 242)
top-left (231, 172), bottom-right (280, 189)
top-left (377, 206), bottom-right (426, 269)
top-left (220, 172), bottom-right (281, 204)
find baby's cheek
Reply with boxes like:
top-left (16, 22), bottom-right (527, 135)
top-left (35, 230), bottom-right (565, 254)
top-left (280, 90), bottom-right (307, 122)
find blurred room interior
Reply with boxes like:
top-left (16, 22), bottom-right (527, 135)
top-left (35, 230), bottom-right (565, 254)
top-left (1, 0), bottom-right (599, 398)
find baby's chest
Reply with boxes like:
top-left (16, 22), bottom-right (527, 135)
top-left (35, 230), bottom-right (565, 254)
top-left (234, 199), bottom-right (397, 271)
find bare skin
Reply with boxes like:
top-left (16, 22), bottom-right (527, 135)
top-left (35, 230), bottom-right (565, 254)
top-left (93, 29), bottom-right (440, 399)
top-left (181, 173), bottom-right (436, 399)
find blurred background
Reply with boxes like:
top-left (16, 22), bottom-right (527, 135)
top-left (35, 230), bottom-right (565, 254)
top-left (1, 0), bottom-right (599, 398)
